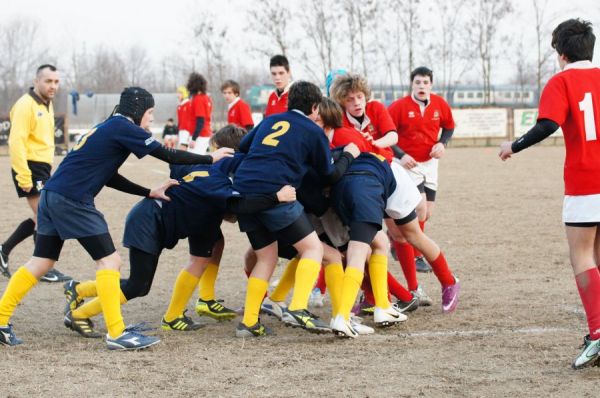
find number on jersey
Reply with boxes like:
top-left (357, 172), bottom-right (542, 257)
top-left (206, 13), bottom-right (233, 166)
top-left (579, 92), bottom-right (598, 141)
top-left (262, 121), bottom-right (290, 147)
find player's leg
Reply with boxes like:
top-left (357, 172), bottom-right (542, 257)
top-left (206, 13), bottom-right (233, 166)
top-left (567, 224), bottom-right (600, 369)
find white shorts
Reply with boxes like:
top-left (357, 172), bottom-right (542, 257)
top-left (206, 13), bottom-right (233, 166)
top-left (406, 158), bottom-right (439, 192)
top-left (563, 194), bottom-right (600, 223)
top-left (385, 161), bottom-right (423, 220)
top-left (178, 130), bottom-right (191, 145)
top-left (188, 136), bottom-right (210, 155)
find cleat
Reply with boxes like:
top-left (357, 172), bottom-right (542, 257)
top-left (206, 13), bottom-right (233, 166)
top-left (394, 296), bottom-right (419, 313)
top-left (235, 321), bottom-right (274, 338)
top-left (415, 256), bottom-right (432, 273)
top-left (330, 315), bottom-right (358, 339)
top-left (0, 246), bottom-right (10, 278)
top-left (349, 315), bottom-right (374, 335)
top-left (195, 298), bottom-right (237, 321)
top-left (106, 323), bottom-right (160, 350)
top-left (351, 295), bottom-right (375, 316)
top-left (162, 310), bottom-right (203, 331)
top-left (374, 305), bottom-right (407, 327)
top-left (64, 311), bottom-right (102, 338)
top-left (40, 268), bottom-right (72, 283)
top-left (441, 278), bottom-right (461, 313)
top-left (260, 297), bottom-right (286, 320)
top-left (411, 285), bottom-right (432, 306)
top-left (281, 308), bottom-right (331, 333)
top-left (572, 334), bottom-right (600, 369)
top-left (63, 280), bottom-right (83, 315)
top-left (0, 324), bottom-right (22, 346)
top-left (308, 287), bottom-right (324, 308)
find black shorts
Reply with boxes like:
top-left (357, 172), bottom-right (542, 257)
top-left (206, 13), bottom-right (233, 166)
top-left (12, 161), bottom-right (51, 198)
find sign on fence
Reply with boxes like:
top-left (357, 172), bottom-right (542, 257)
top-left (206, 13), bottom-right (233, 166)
top-left (513, 109), bottom-right (562, 137)
top-left (452, 108), bottom-right (508, 138)
top-left (0, 114), bottom-right (68, 154)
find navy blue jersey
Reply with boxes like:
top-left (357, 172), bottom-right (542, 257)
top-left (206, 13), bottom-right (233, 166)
top-left (44, 115), bottom-right (161, 203)
top-left (332, 148), bottom-right (396, 199)
top-left (160, 154), bottom-right (244, 248)
top-left (233, 110), bottom-right (335, 194)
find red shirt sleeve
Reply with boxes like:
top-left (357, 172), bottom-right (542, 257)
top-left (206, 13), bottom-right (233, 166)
top-left (439, 98), bottom-right (455, 130)
top-left (193, 95), bottom-right (207, 118)
top-left (331, 127), bottom-right (372, 152)
top-left (239, 100), bottom-right (254, 126)
top-left (538, 75), bottom-right (569, 125)
top-left (368, 101), bottom-right (396, 139)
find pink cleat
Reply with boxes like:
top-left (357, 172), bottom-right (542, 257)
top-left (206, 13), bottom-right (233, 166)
top-left (441, 278), bottom-right (461, 313)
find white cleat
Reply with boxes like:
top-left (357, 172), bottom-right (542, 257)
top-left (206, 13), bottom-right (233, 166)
top-left (374, 305), bottom-right (408, 327)
top-left (350, 316), bottom-right (374, 335)
top-left (330, 315), bottom-right (358, 339)
top-left (308, 287), bottom-right (324, 308)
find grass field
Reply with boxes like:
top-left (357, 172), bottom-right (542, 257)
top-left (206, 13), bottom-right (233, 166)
top-left (1, 146), bottom-right (599, 397)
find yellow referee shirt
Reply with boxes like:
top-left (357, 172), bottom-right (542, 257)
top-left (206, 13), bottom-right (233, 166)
top-left (8, 88), bottom-right (55, 189)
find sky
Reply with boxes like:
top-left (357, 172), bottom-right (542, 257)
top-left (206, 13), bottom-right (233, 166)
top-left (2, 0), bottom-right (600, 86)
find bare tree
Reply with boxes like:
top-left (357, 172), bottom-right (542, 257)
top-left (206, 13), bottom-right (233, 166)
top-left (355, 0), bottom-right (379, 78)
top-left (246, 0), bottom-right (293, 57)
top-left (192, 12), bottom-right (229, 85)
top-left (124, 44), bottom-right (150, 87)
top-left (88, 46), bottom-right (127, 93)
top-left (513, 40), bottom-right (536, 105)
top-left (299, 0), bottom-right (338, 82)
top-left (531, 0), bottom-right (555, 96)
top-left (466, 0), bottom-right (513, 104)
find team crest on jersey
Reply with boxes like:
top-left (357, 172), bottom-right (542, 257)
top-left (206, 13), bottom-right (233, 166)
top-left (433, 111), bottom-right (440, 120)
top-left (408, 111), bottom-right (415, 118)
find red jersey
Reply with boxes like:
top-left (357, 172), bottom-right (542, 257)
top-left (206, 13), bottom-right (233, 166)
top-left (176, 99), bottom-right (193, 133)
top-left (228, 98), bottom-right (254, 128)
top-left (388, 93), bottom-right (454, 162)
top-left (329, 126), bottom-right (374, 152)
top-left (537, 61), bottom-right (600, 196)
top-left (265, 87), bottom-right (289, 116)
top-left (342, 100), bottom-right (396, 162)
top-left (191, 93), bottom-right (212, 137)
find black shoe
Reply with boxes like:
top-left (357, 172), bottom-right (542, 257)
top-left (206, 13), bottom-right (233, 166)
top-left (63, 280), bottom-right (83, 315)
top-left (394, 296), bottom-right (419, 313)
top-left (415, 256), bottom-right (432, 273)
top-left (40, 268), bottom-right (72, 283)
top-left (64, 311), bottom-right (102, 338)
top-left (0, 246), bottom-right (10, 278)
top-left (235, 321), bottom-right (275, 338)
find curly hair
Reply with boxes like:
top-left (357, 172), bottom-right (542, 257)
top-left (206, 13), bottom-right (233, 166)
top-left (186, 72), bottom-right (207, 95)
top-left (331, 73), bottom-right (371, 106)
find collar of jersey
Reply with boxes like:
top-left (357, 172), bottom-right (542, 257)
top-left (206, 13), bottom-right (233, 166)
top-left (563, 60), bottom-right (596, 71)
top-left (28, 87), bottom-right (50, 109)
top-left (346, 108), bottom-right (372, 132)
top-left (228, 97), bottom-right (241, 110)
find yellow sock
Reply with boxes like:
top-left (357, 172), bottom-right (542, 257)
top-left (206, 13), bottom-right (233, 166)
top-left (288, 258), bottom-right (321, 311)
top-left (198, 263), bottom-right (219, 301)
top-left (72, 292), bottom-right (127, 320)
top-left (96, 269), bottom-right (125, 339)
top-left (0, 266), bottom-right (38, 326)
top-left (164, 269), bottom-right (200, 322)
top-left (269, 257), bottom-right (299, 302)
top-left (338, 266), bottom-right (364, 320)
top-left (324, 263), bottom-right (344, 317)
top-left (368, 253), bottom-right (391, 309)
top-left (75, 280), bottom-right (97, 298)
top-left (242, 277), bottom-right (268, 327)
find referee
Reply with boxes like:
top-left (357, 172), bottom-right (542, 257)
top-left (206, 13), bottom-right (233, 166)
top-left (0, 64), bottom-right (70, 282)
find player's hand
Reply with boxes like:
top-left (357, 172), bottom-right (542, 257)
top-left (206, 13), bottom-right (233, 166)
top-left (430, 143), bottom-right (445, 159)
top-left (188, 140), bottom-right (196, 149)
top-left (210, 147), bottom-right (234, 162)
top-left (498, 141), bottom-right (514, 161)
top-left (149, 179), bottom-right (179, 201)
top-left (276, 185), bottom-right (296, 202)
top-left (21, 185), bottom-right (33, 193)
top-left (343, 142), bottom-right (360, 158)
top-left (360, 131), bottom-right (375, 143)
top-left (399, 153), bottom-right (417, 169)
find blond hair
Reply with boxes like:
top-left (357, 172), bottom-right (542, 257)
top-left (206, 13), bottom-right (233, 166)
top-left (331, 73), bottom-right (371, 105)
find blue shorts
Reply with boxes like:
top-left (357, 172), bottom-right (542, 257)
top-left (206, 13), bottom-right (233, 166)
top-left (37, 190), bottom-right (109, 239)
top-left (238, 201), bottom-right (305, 233)
top-left (123, 198), bottom-right (164, 256)
top-left (331, 175), bottom-right (386, 227)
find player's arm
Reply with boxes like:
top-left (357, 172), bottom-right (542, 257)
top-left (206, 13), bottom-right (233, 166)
top-left (498, 119), bottom-right (559, 160)
top-left (226, 185), bottom-right (296, 214)
top-left (191, 117), bottom-right (205, 141)
top-left (430, 128), bottom-right (454, 159)
top-left (149, 145), bottom-right (233, 164)
top-left (106, 173), bottom-right (179, 200)
top-left (371, 130), bottom-right (398, 148)
top-left (8, 103), bottom-right (33, 191)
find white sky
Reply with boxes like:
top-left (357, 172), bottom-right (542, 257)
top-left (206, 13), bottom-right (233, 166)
top-left (3, 0), bottom-right (600, 85)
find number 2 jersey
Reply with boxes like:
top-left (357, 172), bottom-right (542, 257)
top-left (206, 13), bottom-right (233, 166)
top-left (233, 110), bottom-right (336, 194)
top-left (537, 61), bottom-right (600, 196)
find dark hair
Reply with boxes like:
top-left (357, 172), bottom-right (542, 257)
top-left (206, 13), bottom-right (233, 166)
top-left (167, 118), bottom-right (174, 122)
top-left (187, 72), bottom-right (207, 95)
top-left (209, 124), bottom-right (247, 151)
top-left (36, 64), bottom-right (57, 76)
top-left (270, 54), bottom-right (290, 71)
top-left (410, 66), bottom-right (433, 83)
top-left (288, 81), bottom-right (323, 116)
top-left (319, 98), bottom-right (343, 129)
top-left (221, 80), bottom-right (240, 95)
top-left (552, 19), bottom-right (595, 62)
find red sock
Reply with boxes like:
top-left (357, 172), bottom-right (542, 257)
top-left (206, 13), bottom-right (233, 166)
top-left (429, 252), bottom-right (455, 287)
top-left (576, 268), bottom-right (600, 340)
top-left (387, 272), bottom-right (413, 301)
top-left (315, 265), bottom-right (326, 294)
top-left (412, 220), bottom-right (426, 257)
top-left (361, 274), bottom-right (376, 306)
top-left (393, 240), bottom-right (418, 291)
